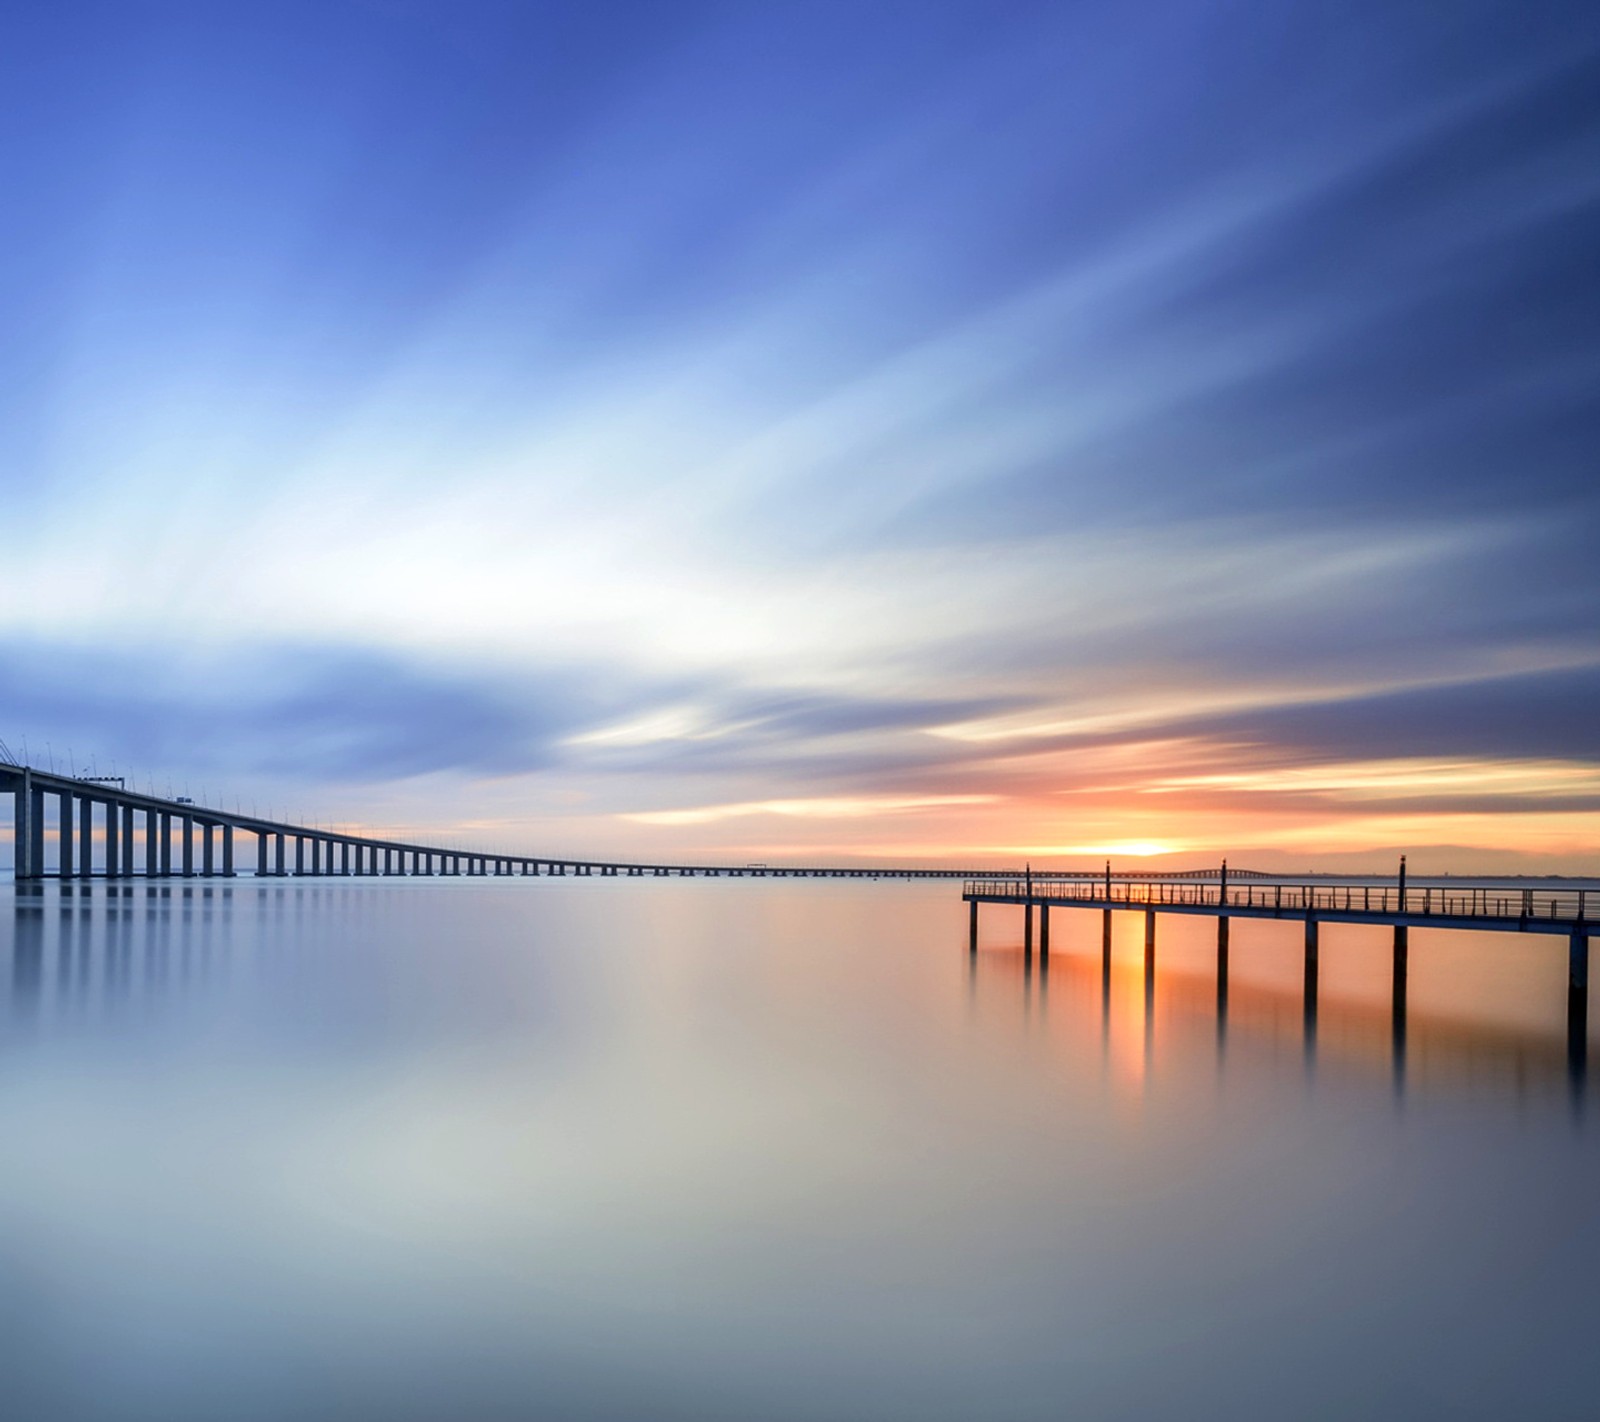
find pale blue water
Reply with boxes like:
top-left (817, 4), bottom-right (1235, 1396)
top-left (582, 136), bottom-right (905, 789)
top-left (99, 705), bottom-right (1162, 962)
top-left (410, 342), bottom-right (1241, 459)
top-left (1, 878), bottom-right (1596, 1420)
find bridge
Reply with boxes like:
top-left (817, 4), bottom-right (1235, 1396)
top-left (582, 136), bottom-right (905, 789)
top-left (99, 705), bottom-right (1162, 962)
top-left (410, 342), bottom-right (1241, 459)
top-left (1, 763), bottom-right (1028, 883)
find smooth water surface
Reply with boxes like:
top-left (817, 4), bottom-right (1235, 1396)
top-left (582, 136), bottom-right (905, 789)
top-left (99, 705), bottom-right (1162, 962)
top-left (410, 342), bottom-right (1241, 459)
top-left (1, 879), bottom-right (1597, 1420)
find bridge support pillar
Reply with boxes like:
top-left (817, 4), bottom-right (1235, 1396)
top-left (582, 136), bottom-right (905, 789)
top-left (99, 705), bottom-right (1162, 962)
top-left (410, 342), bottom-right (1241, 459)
top-left (1143, 909), bottom-right (1156, 969)
top-left (1023, 901), bottom-right (1032, 959)
top-left (59, 791), bottom-right (74, 878)
top-left (257, 831), bottom-right (268, 877)
top-left (106, 801), bottom-right (120, 877)
top-left (181, 818), bottom-right (195, 877)
top-left (145, 809), bottom-right (159, 876)
top-left (968, 899), bottom-right (978, 954)
top-left (1039, 903), bottom-right (1050, 960)
top-left (12, 772), bottom-right (35, 881)
top-left (202, 824), bottom-right (215, 877)
top-left (79, 796), bottom-right (94, 878)
top-left (122, 804), bottom-right (135, 876)
top-left (1571, 930), bottom-right (1589, 992)
top-left (1102, 908), bottom-right (1112, 967)
top-left (222, 825), bottom-right (234, 877)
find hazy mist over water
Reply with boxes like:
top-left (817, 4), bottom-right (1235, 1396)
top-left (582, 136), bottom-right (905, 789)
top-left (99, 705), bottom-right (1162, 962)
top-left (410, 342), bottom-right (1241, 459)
top-left (1, 879), bottom-right (1597, 1420)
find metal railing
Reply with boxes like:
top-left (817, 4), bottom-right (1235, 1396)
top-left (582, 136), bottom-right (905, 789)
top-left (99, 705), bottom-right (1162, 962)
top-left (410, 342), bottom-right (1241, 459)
top-left (964, 878), bottom-right (1593, 925)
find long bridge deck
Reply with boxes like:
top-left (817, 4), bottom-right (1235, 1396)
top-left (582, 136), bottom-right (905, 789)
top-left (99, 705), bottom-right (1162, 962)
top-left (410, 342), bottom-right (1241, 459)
top-left (2, 764), bottom-right (1015, 882)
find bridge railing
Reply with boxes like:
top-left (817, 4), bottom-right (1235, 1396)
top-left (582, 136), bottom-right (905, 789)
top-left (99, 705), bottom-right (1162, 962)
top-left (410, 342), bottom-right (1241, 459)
top-left (964, 878), bottom-right (1593, 924)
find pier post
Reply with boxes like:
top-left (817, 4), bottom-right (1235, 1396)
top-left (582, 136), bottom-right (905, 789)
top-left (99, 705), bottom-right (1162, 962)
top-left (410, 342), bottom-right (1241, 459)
top-left (1102, 908), bottom-right (1113, 967)
top-left (1023, 900), bottom-right (1032, 959)
top-left (1393, 924), bottom-right (1408, 991)
top-left (1144, 910), bottom-right (1156, 971)
top-left (1393, 935), bottom-right (1408, 1098)
top-left (1304, 917), bottom-right (1319, 1052)
top-left (1039, 903), bottom-right (1050, 960)
top-left (1570, 931), bottom-right (1589, 1100)
top-left (1216, 916), bottom-right (1229, 1048)
top-left (969, 899), bottom-right (978, 954)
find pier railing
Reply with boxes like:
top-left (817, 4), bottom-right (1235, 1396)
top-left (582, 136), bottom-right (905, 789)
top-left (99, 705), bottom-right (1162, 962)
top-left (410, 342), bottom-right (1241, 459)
top-left (964, 878), bottom-right (1592, 925)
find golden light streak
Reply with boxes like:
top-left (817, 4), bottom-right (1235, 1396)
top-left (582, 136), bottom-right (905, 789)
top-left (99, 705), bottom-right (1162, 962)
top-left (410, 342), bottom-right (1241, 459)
top-left (623, 794), bottom-right (999, 827)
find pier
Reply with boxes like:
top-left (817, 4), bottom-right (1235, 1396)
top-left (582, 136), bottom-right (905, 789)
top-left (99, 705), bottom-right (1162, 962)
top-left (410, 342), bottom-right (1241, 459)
top-left (964, 865), bottom-right (1592, 1091)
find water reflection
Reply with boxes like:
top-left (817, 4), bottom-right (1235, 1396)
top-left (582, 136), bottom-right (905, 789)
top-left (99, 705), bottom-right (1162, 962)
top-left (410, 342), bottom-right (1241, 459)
top-left (1, 881), bottom-right (1595, 1422)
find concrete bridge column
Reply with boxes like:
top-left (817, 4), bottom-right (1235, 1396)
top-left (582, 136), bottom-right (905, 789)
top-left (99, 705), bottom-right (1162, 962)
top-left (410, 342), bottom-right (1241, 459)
top-left (181, 818), bottom-right (195, 877)
top-left (11, 771), bottom-right (39, 881)
top-left (160, 813), bottom-right (173, 875)
top-left (106, 801), bottom-right (120, 877)
top-left (257, 832), bottom-right (269, 877)
top-left (222, 825), bottom-right (234, 877)
top-left (30, 784), bottom-right (46, 879)
top-left (295, 837), bottom-right (305, 876)
top-left (146, 810), bottom-right (159, 876)
top-left (201, 824), bottom-right (215, 877)
top-left (79, 796), bottom-right (94, 878)
top-left (274, 833), bottom-right (285, 875)
top-left (121, 805), bottom-right (135, 876)
top-left (58, 791), bottom-right (74, 878)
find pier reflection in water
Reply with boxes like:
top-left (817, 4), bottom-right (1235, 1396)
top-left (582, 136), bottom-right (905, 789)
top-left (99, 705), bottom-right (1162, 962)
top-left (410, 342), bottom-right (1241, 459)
top-left (994, 903), bottom-right (1588, 1112)
top-left (2, 880), bottom-right (1598, 1421)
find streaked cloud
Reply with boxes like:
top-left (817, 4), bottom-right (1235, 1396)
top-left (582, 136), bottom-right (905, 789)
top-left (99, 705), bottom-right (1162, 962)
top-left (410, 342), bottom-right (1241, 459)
top-left (1, 2), bottom-right (1597, 867)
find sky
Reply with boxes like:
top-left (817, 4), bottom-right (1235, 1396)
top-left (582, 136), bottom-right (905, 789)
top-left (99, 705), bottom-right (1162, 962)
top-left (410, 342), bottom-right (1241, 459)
top-left (2, 0), bottom-right (1598, 871)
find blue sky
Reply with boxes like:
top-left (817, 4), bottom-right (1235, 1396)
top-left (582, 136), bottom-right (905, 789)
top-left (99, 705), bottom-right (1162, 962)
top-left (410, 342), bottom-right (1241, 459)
top-left (2, 1), bottom-right (1598, 867)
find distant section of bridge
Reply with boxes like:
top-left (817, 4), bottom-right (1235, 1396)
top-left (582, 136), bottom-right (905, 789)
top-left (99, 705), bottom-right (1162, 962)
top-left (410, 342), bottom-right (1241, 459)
top-left (2, 763), bottom-right (1047, 883)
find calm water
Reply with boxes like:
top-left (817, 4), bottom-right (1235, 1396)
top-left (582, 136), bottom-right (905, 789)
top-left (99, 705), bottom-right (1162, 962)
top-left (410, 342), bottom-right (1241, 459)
top-left (1, 878), bottom-right (1597, 1420)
